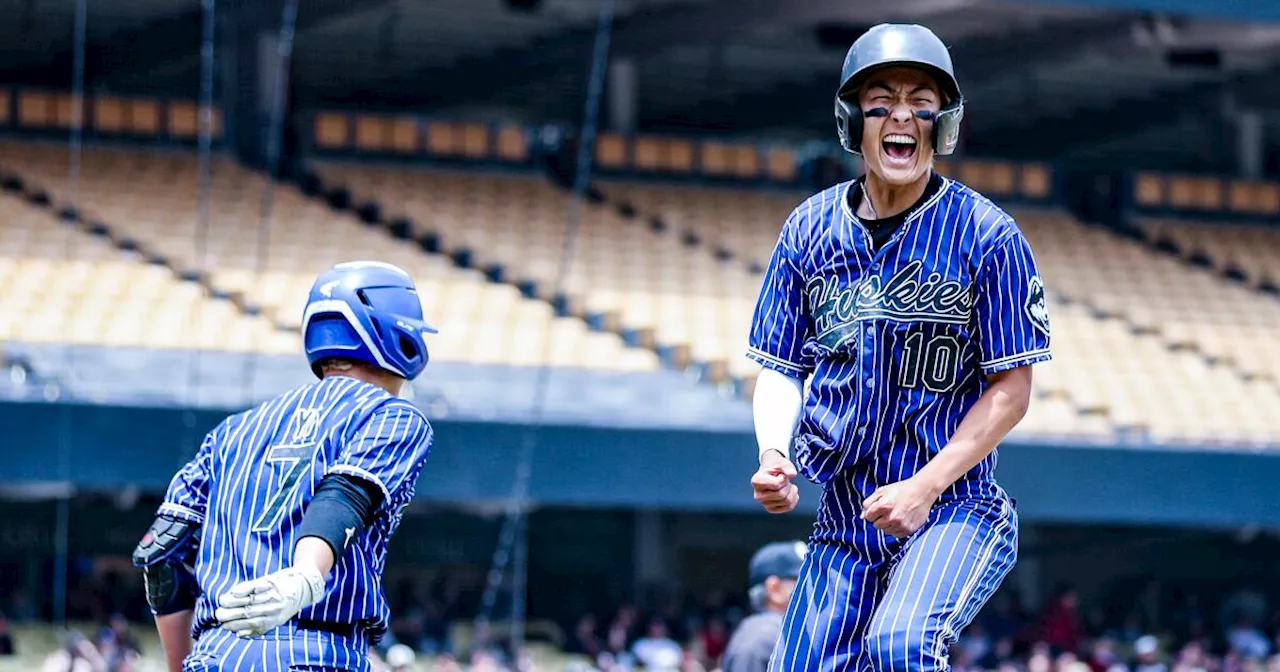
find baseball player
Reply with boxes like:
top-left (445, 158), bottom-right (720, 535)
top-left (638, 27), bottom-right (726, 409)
top-left (746, 23), bottom-right (1050, 672)
top-left (131, 261), bottom-right (438, 672)
top-left (721, 541), bottom-right (807, 672)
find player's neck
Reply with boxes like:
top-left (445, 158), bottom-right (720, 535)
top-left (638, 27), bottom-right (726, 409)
top-left (860, 169), bottom-right (932, 220)
top-left (324, 370), bottom-right (404, 397)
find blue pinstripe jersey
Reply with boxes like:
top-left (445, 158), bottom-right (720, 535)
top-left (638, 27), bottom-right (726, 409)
top-left (157, 375), bottom-right (433, 646)
top-left (748, 175), bottom-right (1050, 503)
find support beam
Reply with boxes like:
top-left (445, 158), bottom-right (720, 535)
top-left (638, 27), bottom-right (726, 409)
top-left (1021, 0), bottom-right (1280, 24)
top-left (1236, 108), bottom-right (1264, 178)
top-left (608, 58), bottom-right (639, 132)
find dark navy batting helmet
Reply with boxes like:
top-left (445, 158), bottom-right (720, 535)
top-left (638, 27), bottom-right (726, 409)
top-left (748, 541), bottom-right (808, 587)
top-left (834, 23), bottom-right (964, 157)
top-left (302, 261), bottom-right (437, 381)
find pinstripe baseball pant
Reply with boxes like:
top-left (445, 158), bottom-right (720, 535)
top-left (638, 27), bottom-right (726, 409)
top-left (183, 624), bottom-right (371, 672)
top-left (769, 478), bottom-right (1019, 672)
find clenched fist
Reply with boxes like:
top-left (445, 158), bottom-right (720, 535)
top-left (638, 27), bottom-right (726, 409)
top-left (752, 450), bottom-right (799, 514)
top-left (861, 477), bottom-right (940, 538)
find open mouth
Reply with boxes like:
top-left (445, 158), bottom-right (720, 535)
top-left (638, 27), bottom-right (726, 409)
top-left (881, 134), bottom-right (917, 163)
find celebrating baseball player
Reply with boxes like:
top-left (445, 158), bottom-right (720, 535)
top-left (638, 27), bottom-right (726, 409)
top-left (132, 261), bottom-right (438, 672)
top-left (746, 23), bottom-right (1051, 672)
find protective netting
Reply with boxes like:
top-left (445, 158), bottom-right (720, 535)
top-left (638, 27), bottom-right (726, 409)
top-left (30, 0), bottom-right (608, 658)
top-left (471, 0), bottom-right (618, 658)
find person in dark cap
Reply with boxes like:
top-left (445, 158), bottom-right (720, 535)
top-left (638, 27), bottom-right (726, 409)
top-left (721, 541), bottom-right (808, 672)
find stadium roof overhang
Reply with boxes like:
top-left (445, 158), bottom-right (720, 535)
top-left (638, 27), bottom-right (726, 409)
top-left (1023, 0), bottom-right (1280, 24)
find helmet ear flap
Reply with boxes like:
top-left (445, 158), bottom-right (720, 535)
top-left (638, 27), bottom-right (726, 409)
top-left (930, 100), bottom-right (964, 156)
top-left (835, 97), bottom-right (864, 155)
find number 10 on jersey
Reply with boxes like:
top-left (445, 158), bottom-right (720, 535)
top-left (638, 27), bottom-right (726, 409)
top-left (900, 332), bottom-right (962, 392)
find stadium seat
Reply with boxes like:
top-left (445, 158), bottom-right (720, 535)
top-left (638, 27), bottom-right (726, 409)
top-left (311, 162), bottom-right (1134, 442)
top-left (0, 140), bottom-right (657, 373)
top-left (0, 195), bottom-right (285, 353)
top-left (25, 141), bottom-right (1276, 445)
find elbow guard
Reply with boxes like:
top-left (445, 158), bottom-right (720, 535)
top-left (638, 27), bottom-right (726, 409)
top-left (132, 514), bottom-right (201, 615)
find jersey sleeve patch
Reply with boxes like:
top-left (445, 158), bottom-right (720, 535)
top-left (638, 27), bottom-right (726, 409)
top-left (1025, 275), bottom-right (1050, 338)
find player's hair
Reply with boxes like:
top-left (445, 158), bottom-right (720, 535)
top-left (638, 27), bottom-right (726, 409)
top-left (748, 583), bottom-right (767, 611)
top-left (317, 357), bottom-right (360, 376)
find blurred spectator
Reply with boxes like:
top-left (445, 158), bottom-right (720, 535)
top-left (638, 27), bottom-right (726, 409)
top-left (722, 541), bottom-right (805, 672)
top-left (1132, 635), bottom-right (1168, 672)
top-left (957, 621), bottom-right (993, 667)
top-left (951, 643), bottom-right (982, 672)
top-left (43, 632), bottom-right (107, 672)
top-left (1088, 638), bottom-right (1124, 672)
top-left (1041, 587), bottom-right (1086, 656)
top-left (435, 652), bottom-right (463, 672)
top-left (368, 646), bottom-right (390, 672)
top-left (607, 606), bottom-right (638, 655)
top-left (1171, 640), bottom-right (1210, 672)
top-left (470, 650), bottom-right (503, 672)
top-left (1172, 595), bottom-right (1207, 643)
top-left (1222, 589), bottom-right (1268, 634)
top-left (1228, 615), bottom-right (1272, 661)
top-left (697, 616), bottom-right (729, 667)
top-left (0, 612), bottom-right (13, 656)
top-left (681, 648), bottom-right (707, 672)
top-left (632, 619), bottom-right (683, 671)
top-left (567, 614), bottom-right (603, 658)
top-left (95, 613), bottom-right (140, 672)
top-left (1027, 642), bottom-right (1054, 672)
top-left (987, 593), bottom-right (1031, 650)
top-left (386, 643), bottom-right (417, 672)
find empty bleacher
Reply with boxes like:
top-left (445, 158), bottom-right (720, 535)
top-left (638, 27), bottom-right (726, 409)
top-left (590, 178), bottom-right (1280, 445)
top-left (0, 141), bottom-right (659, 374)
top-left (1139, 217), bottom-right (1280, 290)
top-left (314, 162), bottom-right (766, 380)
top-left (1019, 210), bottom-right (1280, 396)
top-left (599, 180), bottom-right (805, 268)
top-left (0, 194), bottom-right (291, 353)
top-left (313, 163), bottom-right (1106, 440)
top-left (7, 135), bottom-right (1280, 445)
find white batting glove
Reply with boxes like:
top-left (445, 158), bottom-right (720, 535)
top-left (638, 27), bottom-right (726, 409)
top-left (214, 565), bottom-right (327, 638)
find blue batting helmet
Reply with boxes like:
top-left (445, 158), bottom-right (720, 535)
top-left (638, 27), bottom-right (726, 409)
top-left (302, 261), bottom-right (437, 381)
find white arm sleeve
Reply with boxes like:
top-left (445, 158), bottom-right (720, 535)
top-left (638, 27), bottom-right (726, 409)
top-left (752, 368), bottom-right (805, 460)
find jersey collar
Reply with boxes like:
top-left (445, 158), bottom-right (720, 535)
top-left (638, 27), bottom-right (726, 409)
top-left (840, 172), bottom-right (952, 252)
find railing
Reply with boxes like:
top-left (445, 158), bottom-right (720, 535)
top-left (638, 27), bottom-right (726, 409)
top-left (1131, 171), bottom-right (1280, 220)
top-left (4, 86), bottom-right (1280, 221)
top-left (0, 86), bottom-right (223, 142)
